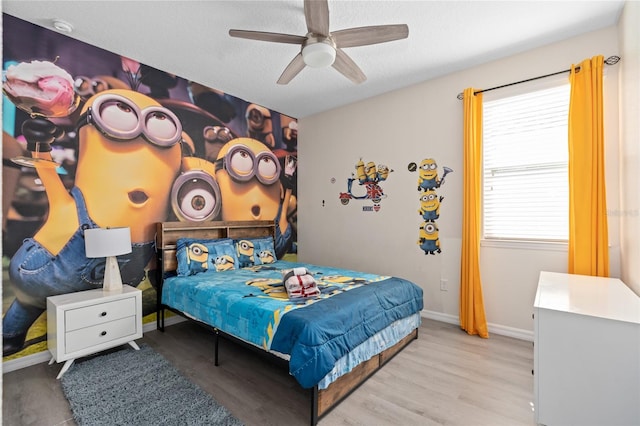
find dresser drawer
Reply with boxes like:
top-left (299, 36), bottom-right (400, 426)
top-left (65, 316), bottom-right (137, 353)
top-left (65, 297), bottom-right (136, 331)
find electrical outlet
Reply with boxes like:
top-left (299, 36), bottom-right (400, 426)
top-left (440, 279), bottom-right (448, 291)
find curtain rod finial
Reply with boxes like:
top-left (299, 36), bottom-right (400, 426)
top-left (605, 56), bottom-right (620, 66)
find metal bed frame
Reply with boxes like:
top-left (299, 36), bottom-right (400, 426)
top-left (155, 220), bottom-right (418, 425)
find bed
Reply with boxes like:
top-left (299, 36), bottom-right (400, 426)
top-left (155, 220), bottom-right (424, 425)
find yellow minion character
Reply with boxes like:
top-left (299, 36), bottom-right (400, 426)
top-left (418, 221), bottom-right (441, 255)
top-left (418, 190), bottom-right (443, 222)
top-left (5, 89), bottom-right (183, 355)
top-left (246, 104), bottom-right (275, 148)
top-left (246, 278), bottom-right (288, 299)
top-left (171, 156), bottom-right (221, 222)
top-left (236, 239), bottom-right (255, 267)
top-left (186, 243), bottom-right (209, 274)
top-left (418, 158), bottom-right (440, 191)
top-left (258, 250), bottom-right (275, 264)
top-left (365, 161), bottom-right (377, 182)
top-left (213, 254), bottom-right (235, 271)
top-left (355, 159), bottom-right (366, 184)
top-left (214, 137), bottom-right (282, 223)
top-left (376, 164), bottom-right (393, 181)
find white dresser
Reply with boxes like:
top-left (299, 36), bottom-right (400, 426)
top-left (533, 271), bottom-right (640, 426)
top-left (47, 285), bottom-right (143, 379)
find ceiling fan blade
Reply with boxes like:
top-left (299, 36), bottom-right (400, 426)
top-left (229, 29), bottom-right (306, 45)
top-left (277, 53), bottom-right (306, 85)
top-left (332, 48), bottom-right (366, 84)
top-left (332, 24), bottom-right (409, 48)
top-left (304, 0), bottom-right (330, 36)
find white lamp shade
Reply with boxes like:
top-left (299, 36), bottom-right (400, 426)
top-left (302, 42), bottom-right (336, 68)
top-left (84, 227), bottom-right (132, 258)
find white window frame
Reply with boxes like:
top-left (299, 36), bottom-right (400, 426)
top-left (481, 77), bottom-right (570, 249)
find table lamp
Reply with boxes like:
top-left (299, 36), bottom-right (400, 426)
top-left (84, 227), bottom-right (132, 292)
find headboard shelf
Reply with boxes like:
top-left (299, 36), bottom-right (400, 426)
top-left (156, 220), bottom-right (276, 273)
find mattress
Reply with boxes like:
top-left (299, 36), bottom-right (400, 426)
top-left (162, 260), bottom-right (424, 388)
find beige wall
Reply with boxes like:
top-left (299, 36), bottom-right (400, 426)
top-left (619, 1), bottom-right (640, 296)
top-left (298, 26), bottom-right (621, 338)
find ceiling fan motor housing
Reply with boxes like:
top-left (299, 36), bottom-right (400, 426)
top-left (302, 36), bottom-right (336, 68)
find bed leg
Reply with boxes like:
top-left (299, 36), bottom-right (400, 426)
top-left (157, 307), bottom-right (165, 332)
top-left (214, 329), bottom-right (219, 367)
top-left (310, 385), bottom-right (319, 426)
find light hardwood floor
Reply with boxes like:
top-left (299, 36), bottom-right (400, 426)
top-left (2, 319), bottom-right (535, 426)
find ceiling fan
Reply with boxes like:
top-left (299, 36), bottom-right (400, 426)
top-left (229, 0), bottom-right (409, 85)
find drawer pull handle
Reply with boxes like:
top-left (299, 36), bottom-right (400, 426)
top-left (100, 331), bottom-right (107, 337)
top-left (100, 312), bottom-right (107, 317)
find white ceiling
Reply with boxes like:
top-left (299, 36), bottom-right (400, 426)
top-left (2, 0), bottom-right (624, 118)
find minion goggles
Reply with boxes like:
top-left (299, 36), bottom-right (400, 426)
top-left (214, 144), bottom-right (281, 185)
top-left (76, 93), bottom-right (183, 148)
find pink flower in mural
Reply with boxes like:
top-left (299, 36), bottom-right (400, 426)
top-left (121, 56), bottom-right (142, 90)
top-left (121, 56), bottom-right (140, 74)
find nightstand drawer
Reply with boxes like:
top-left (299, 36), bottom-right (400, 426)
top-left (65, 316), bottom-right (137, 353)
top-left (65, 297), bottom-right (136, 331)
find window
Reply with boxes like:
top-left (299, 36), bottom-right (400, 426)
top-left (483, 84), bottom-right (570, 242)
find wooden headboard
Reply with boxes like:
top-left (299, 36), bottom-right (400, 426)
top-left (156, 220), bottom-right (276, 274)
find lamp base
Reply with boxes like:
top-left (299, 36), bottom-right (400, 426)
top-left (103, 256), bottom-right (123, 292)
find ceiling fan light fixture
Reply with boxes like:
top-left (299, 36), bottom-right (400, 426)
top-left (302, 42), bottom-right (336, 68)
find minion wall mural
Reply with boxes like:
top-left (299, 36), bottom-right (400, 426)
top-left (1, 15), bottom-right (298, 360)
top-left (409, 158), bottom-right (453, 254)
top-left (339, 158), bottom-right (393, 212)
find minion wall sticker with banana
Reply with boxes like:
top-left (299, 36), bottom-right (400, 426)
top-left (408, 158), bottom-right (453, 254)
top-left (1, 16), bottom-right (298, 359)
top-left (339, 158), bottom-right (393, 212)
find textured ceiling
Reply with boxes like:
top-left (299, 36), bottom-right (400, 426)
top-left (2, 0), bottom-right (624, 118)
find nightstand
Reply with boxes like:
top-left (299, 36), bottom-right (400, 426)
top-left (47, 284), bottom-right (143, 379)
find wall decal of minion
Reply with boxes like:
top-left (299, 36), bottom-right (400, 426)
top-left (1, 15), bottom-right (297, 359)
top-left (418, 221), bottom-right (441, 255)
top-left (417, 158), bottom-right (453, 191)
top-left (409, 158), bottom-right (453, 255)
top-left (419, 190), bottom-right (443, 222)
top-left (339, 158), bottom-right (393, 211)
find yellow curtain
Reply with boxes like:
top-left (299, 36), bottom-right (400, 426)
top-left (460, 88), bottom-right (489, 338)
top-left (568, 56), bottom-right (609, 277)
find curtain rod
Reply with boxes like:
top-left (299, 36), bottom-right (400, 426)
top-left (456, 55), bottom-right (620, 100)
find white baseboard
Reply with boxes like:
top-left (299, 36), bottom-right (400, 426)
top-left (142, 314), bottom-right (186, 333)
top-left (421, 310), bottom-right (534, 342)
top-left (2, 350), bottom-right (51, 374)
top-left (4, 312), bottom-right (531, 374)
top-left (2, 315), bottom-right (187, 374)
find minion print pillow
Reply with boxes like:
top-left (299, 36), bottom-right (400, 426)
top-left (176, 238), bottom-right (239, 276)
top-left (234, 237), bottom-right (277, 268)
top-left (252, 237), bottom-right (277, 265)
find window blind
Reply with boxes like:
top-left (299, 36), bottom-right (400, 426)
top-left (483, 84), bottom-right (570, 241)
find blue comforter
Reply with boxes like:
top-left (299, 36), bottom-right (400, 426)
top-left (162, 260), bottom-right (423, 388)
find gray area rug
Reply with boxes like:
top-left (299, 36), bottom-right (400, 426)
top-left (60, 344), bottom-right (244, 426)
